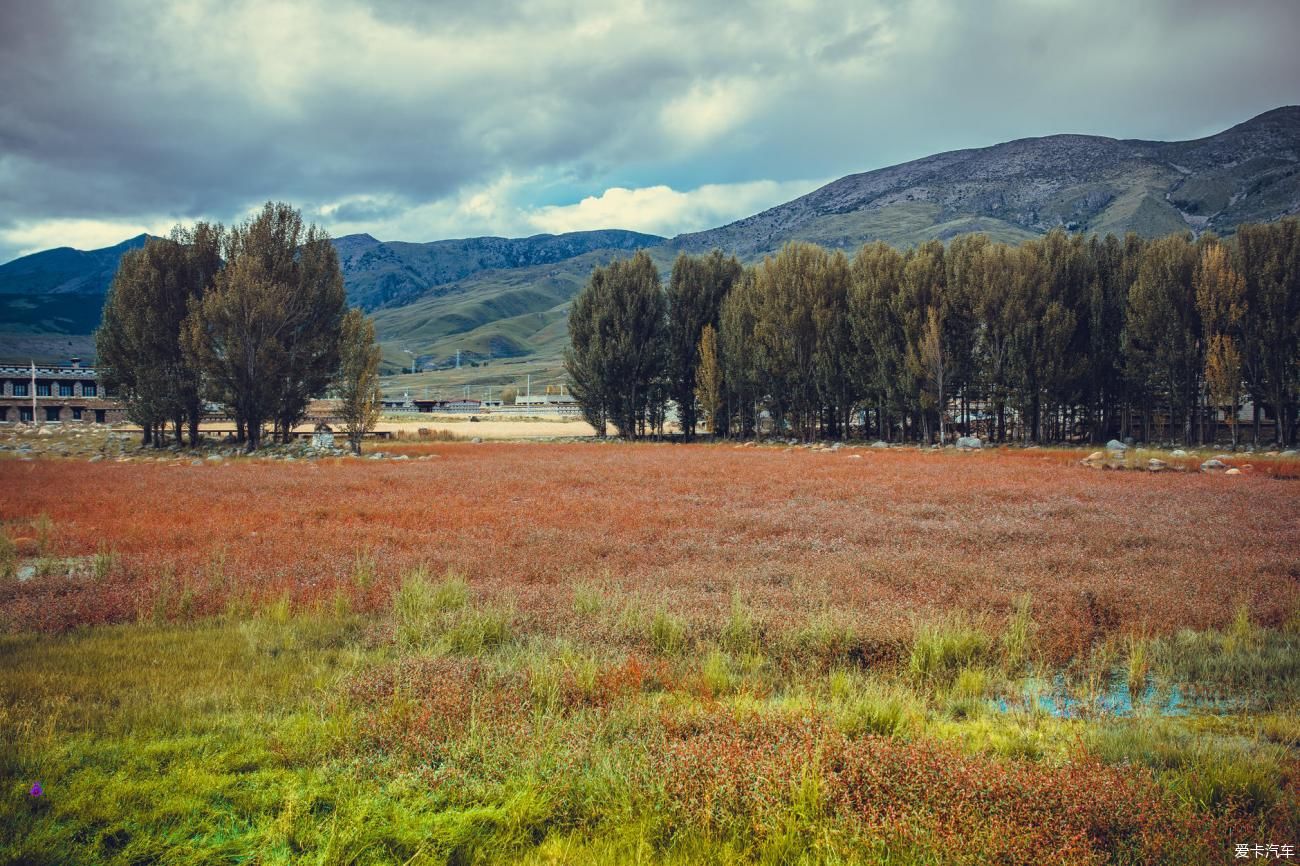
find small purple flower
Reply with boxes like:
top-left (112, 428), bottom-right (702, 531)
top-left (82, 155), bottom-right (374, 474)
top-left (29, 782), bottom-right (42, 798)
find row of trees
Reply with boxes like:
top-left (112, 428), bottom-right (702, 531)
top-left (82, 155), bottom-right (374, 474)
top-left (566, 220), bottom-right (1300, 446)
top-left (97, 202), bottom-right (383, 452)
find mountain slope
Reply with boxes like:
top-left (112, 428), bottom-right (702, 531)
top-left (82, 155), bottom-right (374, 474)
top-left (338, 229), bottom-right (665, 311)
top-left (670, 106), bottom-right (1300, 257)
top-left (0, 234), bottom-right (150, 296)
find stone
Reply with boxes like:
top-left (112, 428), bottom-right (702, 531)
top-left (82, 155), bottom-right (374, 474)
top-left (955, 436), bottom-right (982, 450)
top-left (1225, 467), bottom-right (1242, 476)
top-left (88, 454), bottom-right (103, 463)
top-left (1170, 449), bottom-right (1187, 458)
top-left (206, 455), bottom-right (223, 463)
top-left (849, 453), bottom-right (862, 459)
top-left (190, 459), bottom-right (203, 466)
top-left (1105, 439), bottom-right (1126, 452)
top-left (17, 565), bottom-right (36, 582)
top-left (1282, 450), bottom-right (1298, 458)
top-left (37, 427), bottom-right (53, 437)
top-left (871, 440), bottom-right (889, 448)
top-left (471, 437), bottom-right (483, 443)
top-left (1146, 458), bottom-right (1168, 472)
top-left (1200, 458), bottom-right (1228, 473)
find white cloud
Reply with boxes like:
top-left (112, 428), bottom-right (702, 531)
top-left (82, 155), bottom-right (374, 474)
top-left (524, 178), bottom-right (825, 237)
top-left (660, 79), bottom-right (766, 147)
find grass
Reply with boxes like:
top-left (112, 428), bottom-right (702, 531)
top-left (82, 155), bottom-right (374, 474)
top-left (1, 445), bottom-right (1297, 862)
top-left (1, 604), bottom-right (1296, 864)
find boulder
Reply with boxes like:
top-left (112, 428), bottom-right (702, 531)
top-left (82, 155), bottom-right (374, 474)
top-left (1200, 458), bottom-right (1228, 473)
top-left (1170, 449), bottom-right (1187, 458)
top-left (1147, 458), bottom-right (1168, 472)
top-left (956, 436), bottom-right (982, 450)
top-left (206, 455), bottom-right (223, 463)
top-left (1105, 439), bottom-right (1126, 452)
top-left (1282, 450), bottom-right (1298, 458)
top-left (871, 441), bottom-right (889, 448)
top-left (1225, 467), bottom-right (1242, 476)
top-left (1081, 450), bottom-right (1107, 468)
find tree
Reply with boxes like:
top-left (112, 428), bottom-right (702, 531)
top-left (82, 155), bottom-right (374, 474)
top-left (1125, 234), bottom-right (1200, 443)
top-left (667, 251), bottom-right (742, 439)
top-left (913, 306), bottom-right (947, 444)
top-left (96, 224), bottom-right (223, 447)
top-left (336, 309), bottom-right (383, 454)
top-left (183, 202), bottom-right (347, 451)
top-left (500, 386), bottom-right (518, 406)
top-left (564, 251), bottom-right (667, 439)
top-left (1195, 242), bottom-right (1246, 446)
top-left (1237, 219), bottom-right (1300, 446)
top-left (694, 324), bottom-right (722, 434)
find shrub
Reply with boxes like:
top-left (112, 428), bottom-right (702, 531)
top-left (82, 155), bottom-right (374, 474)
top-left (0, 532), bottom-right (16, 581)
top-left (649, 609), bottom-right (687, 655)
top-left (1001, 594), bottom-right (1035, 672)
top-left (909, 616), bottom-right (994, 685)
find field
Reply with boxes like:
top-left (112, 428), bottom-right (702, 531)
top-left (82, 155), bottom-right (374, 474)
top-left (2, 439), bottom-right (1298, 864)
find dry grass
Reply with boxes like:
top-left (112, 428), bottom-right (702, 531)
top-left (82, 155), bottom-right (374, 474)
top-left (2, 444), bottom-right (1296, 660)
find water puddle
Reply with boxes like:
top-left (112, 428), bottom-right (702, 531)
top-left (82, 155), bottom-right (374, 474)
top-left (994, 674), bottom-right (1246, 718)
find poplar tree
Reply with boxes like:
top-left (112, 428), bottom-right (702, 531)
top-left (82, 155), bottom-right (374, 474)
top-left (183, 202), bottom-right (346, 451)
top-left (667, 250), bottom-right (741, 439)
top-left (337, 308), bottom-right (383, 454)
top-left (96, 223), bottom-right (223, 446)
top-left (565, 251), bottom-right (667, 440)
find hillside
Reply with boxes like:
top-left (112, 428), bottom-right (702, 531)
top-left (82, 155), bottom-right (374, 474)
top-left (671, 106), bottom-right (1300, 257)
top-left (338, 229), bottom-right (664, 311)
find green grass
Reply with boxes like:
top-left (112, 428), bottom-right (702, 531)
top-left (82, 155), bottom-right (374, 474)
top-left (1, 600), bottom-right (1295, 864)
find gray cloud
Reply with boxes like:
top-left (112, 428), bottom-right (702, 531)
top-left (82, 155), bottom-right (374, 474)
top-left (0, 0), bottom-right (1297, 260)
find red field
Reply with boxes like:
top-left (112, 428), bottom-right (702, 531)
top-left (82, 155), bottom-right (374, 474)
top-left (3, 443), bottom-right (1297, 656)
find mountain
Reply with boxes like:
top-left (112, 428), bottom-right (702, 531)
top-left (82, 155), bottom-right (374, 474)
top-left (338, 229), bottom-right (664, 311)
top-left (672, 106), bottom-right (1300, 257)
top-left (0, 233), bottom-right (150, 296)
top-left (2, 106), bottom-right (1297, 370)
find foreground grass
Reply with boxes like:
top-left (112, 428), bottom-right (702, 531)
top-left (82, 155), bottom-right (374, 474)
top-left (2, 584), bottom-right (1296, 865)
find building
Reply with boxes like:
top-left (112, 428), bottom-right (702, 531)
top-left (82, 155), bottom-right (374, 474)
top-left (412, 398), bottom-right (483, 413)
top-left (0, 359), bottom-right (126, 424)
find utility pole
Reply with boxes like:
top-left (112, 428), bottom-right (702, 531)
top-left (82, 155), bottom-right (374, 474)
top-left (455, 349), bottom-right (460, 370)
top-left (526, 374), bottom-right (531, 399)
top-left (30, 361), bottom-right (37, 423)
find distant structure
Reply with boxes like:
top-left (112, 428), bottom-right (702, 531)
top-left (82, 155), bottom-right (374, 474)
top-left (0, 358), bottom-right (125, 424)
top-left (505, 383), bottom-right (580, 416)
top-left (412, 398), bottom-right (482, 413)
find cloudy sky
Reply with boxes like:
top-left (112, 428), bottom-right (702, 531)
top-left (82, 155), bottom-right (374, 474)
top-left (1, 0), bottom-right (1297, 262)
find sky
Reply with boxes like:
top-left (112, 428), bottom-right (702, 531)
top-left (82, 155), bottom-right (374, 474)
top-left (1, 0), bottom-right (1298, 262)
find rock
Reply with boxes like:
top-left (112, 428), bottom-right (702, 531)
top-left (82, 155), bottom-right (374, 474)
top-left (1225, 467), bottom-right (1242, 476)
top-left (1200, 458), bottom-right (1228, 473)
top-left (190, 459), bottom-right (203, 466)
top-left (871, 441), bottom-right (889, 448)
top-left (1105, 439), bottom-right (1126, 452)
top-left (37, 427), bottom-right (53, 437)
top-left (1279, 449), bottom-right (1298, 457)
top-left (392, 454), bottom-right (409, 460)
top-left (1147, 458), bottom-right (1168, 472)
top-left (1212, 454), bottom-right (1234, 462)
top-left (16, 565), bottom-right (36, 582)
top-left (955, 436), bottom-right (982, 450)
top-left (88, 454), bottom-right (103, 463)
top-left (471, 437), bottom-right (482, 444)
top-left (1084, 451), bottom-right (1106, 463)
top-left (1170, 449), bottom-right (1187, 458)
top-left (206, 455), bottom-right (223, 463)
top-left (849, 453), bottom-right (862, 459)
